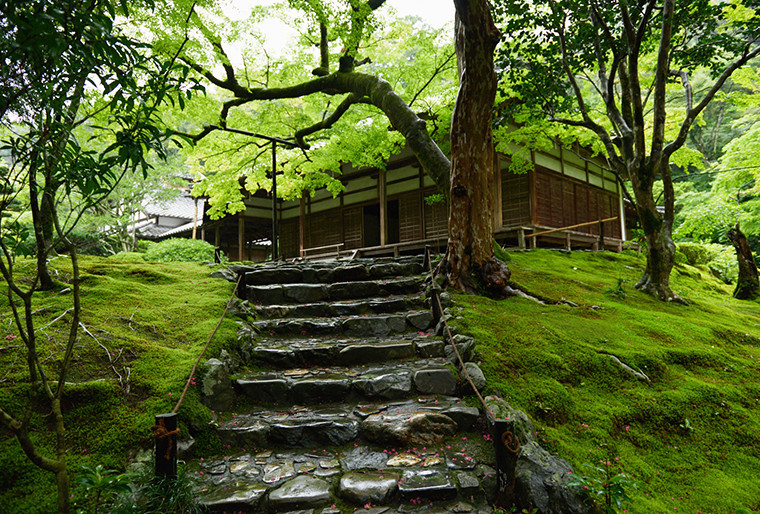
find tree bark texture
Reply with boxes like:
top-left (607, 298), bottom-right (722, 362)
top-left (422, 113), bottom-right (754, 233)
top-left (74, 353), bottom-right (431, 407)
top-left (440, 0), bottom-right (510, 295)
top-left (727, 224), bottom-right (759, 300)
top-left (27, 159), bottom-right (56, 291)
top-left (628, 161), bottom-right (679, 301)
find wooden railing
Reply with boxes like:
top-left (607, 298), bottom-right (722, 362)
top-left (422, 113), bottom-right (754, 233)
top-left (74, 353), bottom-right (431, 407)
top-left (299, 242), bottom-right (344, 259)
top-left (525, 216), bottom-right (619, 250)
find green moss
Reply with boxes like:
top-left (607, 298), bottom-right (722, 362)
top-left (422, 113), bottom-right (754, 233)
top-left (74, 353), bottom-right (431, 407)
top-left (0, 256), bottom-right (237, 510)
top-left (455, 249), bottom-right (760, 513)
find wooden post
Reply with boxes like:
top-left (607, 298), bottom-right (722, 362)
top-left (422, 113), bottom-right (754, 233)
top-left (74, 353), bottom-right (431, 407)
top-left (599, 217), bottom-right (605, 250)
top-left (271, 141), bottom-right (279, 261)
top-left (238, 215), bottom-right (245, 262)
top-left (192, 198), bottom-right (198, 239)
top-left (299, 195), bottom-right (306, 258)
top-left (492, 418), bottom-right (519, 508)
top-left (379, 171), bottom-right (387, 247)
top-left (565, 232), bottom-right (571, 251)
top-left (154, 413), bottom-right (178, 479)
top-left (517, 228), bottom-right (526, 250)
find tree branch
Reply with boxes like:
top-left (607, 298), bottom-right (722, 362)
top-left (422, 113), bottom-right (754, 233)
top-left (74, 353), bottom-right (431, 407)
top-left (664, 43), bottom-right (760, 160)
top-left (649, 0), bottom-right (675, 169)
top-left (670, 69), bottom-right (692, 113)
top-left (553, 8), bottom-right (616, 154)
top-left (295, 93), bottom-right (368, 148)
top-left (408, 51), bottom-right (456, 109)
top-left (0, 406), bottom-right (60, 472)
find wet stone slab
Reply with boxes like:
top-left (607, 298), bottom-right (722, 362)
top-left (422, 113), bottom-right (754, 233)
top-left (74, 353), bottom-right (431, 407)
top-left (413, 368), bottom-right (458, 396)
top-left (339, 470), bottom-right (401, 505)
top-left (267, 475), bottom-right (331, 511)
top-left (263, 461), bottom-right (296, 484)
top-left (398, 469), bottom-right (457, 501)
top-left (198, 482), bottom-right (268, 512)
top-left (340, 446), bottom-right (390, 471)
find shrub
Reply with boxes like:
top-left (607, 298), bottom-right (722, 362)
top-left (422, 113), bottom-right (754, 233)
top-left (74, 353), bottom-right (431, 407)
top-left (60, 229), bottom-right (121, 256)
top-left (143, 238), bottom-right (215, 263)
top-left (135, 239), bottom-right (155, 253)
top-left (676, 242), bottom-right (713, 266)
top-left (676, 242), bottom-right (738, 284)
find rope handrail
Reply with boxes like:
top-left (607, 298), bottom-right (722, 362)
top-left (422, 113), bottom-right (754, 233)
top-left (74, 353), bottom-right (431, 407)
top-left (171, 273), bottom-right (243, 414)
top-left (424, 247), bottom-right (495, 425)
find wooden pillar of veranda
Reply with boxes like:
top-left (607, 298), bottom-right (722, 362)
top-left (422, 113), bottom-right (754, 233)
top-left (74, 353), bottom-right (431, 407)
top-left (379, 170), bottom-right (387, 247)
top-left (238, 214), bottom-right (245, 262)
top-left (299, 195), bottom-right (306, 258)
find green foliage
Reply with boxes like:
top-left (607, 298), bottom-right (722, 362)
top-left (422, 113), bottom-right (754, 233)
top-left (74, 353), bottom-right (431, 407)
top-left (0, 255), bottom-right (235, 510)
top-left (677, 242), bottom-right (739, 283)
top-left (568, 461), bottom-right (638, 514)
top-left (0, 220), bottom-right (34, 259)
top-left (677, 242), bottom-right (716, 266)
top-left (145, 1), bottom-right (456, 218)
top-left (110, 463), bottom-right (203, 514)
top-left (73, 464), bottom-right (137, 514)
top-left (143, 238), bottom-right (215, 262)
top-left (605, 278), bottom-right (628, 300)
top-left (424, 193), bottom-right (445, 206)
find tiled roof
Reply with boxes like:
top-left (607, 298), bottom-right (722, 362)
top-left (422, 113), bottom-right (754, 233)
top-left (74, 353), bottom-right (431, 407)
top-left (136, 220), bottom-right (200, 240)
top-left (144, 194), bottom-right (204, 220)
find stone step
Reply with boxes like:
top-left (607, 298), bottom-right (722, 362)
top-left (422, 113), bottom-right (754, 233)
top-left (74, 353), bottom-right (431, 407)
top-left (214, 397), bottom-right (481, 450)
top-left (250, 310), bottom-right (434, 338)
top-left (249, 334), bottom-right (445, 368)
top-left (235, 359), bottom-right (459, 405)
top-left (230, 255), bottom-right (424, 283)
top-left (240, 259), bottom-right (425, 287)
top-left (252, 293), bottom-right (427, 320)
top-left (194, 439), bottom-right (496, 513)
top-left (245, 276), bottom-right (425, 305)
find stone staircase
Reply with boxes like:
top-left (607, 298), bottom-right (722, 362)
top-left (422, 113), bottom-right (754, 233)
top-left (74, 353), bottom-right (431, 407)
top-left (194, 256), bottom-right (497, 513)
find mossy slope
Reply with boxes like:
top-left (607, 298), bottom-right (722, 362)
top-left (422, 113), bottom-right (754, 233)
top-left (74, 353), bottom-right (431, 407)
top-left (0, 254), bottom-right (238, 513)
top-left (455, 249), bottom-right (760, 513)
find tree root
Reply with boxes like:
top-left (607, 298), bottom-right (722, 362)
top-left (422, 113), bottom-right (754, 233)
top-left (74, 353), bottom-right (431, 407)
top-left (600, 351), bottom-right (651, 383)
top-left (635, 275), bottom-right (689, 304)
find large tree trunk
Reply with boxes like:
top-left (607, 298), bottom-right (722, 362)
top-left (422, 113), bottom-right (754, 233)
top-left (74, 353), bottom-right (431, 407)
top-left (727, 223), bottom-right (759, 300)
top-left (438, 0), bottom-right (510, 296)
top-left (628, 156), bottom-right (684, 302)
top-left (631, 195), bottom-right (678, 300)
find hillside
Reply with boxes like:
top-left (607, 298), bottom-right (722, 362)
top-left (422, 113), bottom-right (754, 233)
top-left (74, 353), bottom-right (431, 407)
top-left (1, 249), bottom-right (759, 512)
top-left (455, 249), bottom-right (760, 513)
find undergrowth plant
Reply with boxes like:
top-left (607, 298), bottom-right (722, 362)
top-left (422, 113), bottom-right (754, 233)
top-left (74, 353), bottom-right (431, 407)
top-left (143, 238), bottom-right (216, 263)
top-left (110, 463), bottom-right (202, 514)
top-left (567, 459), bottom-right (638, 514)
top-left (73, 465), bottom-right (136, 514)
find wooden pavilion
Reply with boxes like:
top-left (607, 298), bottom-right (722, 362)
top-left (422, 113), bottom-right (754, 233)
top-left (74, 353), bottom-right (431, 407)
top-left (199, 141), bottom-right (627, 262)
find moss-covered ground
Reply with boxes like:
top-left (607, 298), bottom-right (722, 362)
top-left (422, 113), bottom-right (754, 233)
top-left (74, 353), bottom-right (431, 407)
top-left (2, 249), bottom-right (760, 513)
top-left (0, 254), bottom-right (239, 513)
top-left (455, 249), bottom-right (760, 513)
